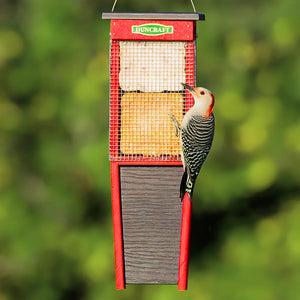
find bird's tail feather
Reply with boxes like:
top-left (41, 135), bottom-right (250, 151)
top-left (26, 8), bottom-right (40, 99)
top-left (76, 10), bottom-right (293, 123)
top-left (180, 170), bottom-right (194, 200)
top-left (180, 170), bottom-right (187, 199)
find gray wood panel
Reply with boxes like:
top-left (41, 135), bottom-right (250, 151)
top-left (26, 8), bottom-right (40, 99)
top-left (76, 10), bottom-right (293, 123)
top-left (102, 12), bottom-right (205, 21)
top-left (120, 166), bottom-right (183, 284)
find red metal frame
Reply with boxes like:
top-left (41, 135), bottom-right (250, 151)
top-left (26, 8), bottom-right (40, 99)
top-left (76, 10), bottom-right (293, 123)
top-left (109, 41), bottom-right (120, 160)
top-left (109, 18), bottom-right (197, 290)
top-left (185, 42), bottom-right (196, 112)
top-left (178, 192), bottom-right (192, 290)
top-left (111, 160), bottom-right (192, 290)
top-left (109, 40), bottom-right (195, 162)
top-left (110, 162), bottom-right (125, 289)
top-left (111, 160), bottom-right (182, 290)
top-left (111, 19), bottom-right (195, 41)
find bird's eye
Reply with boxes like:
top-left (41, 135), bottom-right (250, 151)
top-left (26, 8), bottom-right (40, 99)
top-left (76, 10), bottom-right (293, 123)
top-left (200, 91), bottom-right (205, 95)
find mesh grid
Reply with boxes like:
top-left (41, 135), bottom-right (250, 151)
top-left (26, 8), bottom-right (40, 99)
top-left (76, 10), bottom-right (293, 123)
top-left (109, 40), bottom-right (195, 161)
top-left (120, 41), bottom-right (186, 92)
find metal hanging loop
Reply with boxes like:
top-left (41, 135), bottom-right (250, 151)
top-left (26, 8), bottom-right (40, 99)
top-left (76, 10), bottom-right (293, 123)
top-left (111, 0), bottom-right (118, 12)
top-left (190, 0), bottom-right (196, 12)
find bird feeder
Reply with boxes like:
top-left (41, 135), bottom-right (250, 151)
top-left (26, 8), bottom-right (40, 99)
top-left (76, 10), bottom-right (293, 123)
top-left (102, 11), bottom-right (205, 290)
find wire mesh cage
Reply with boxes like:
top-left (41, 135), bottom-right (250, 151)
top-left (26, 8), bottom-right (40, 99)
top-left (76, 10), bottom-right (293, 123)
top-left (109, 39), bottom-right (196, 161)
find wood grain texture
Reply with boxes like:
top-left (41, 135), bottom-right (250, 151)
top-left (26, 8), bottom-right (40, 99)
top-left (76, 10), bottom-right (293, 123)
top-left (120, 166), bottom-right (183, 284)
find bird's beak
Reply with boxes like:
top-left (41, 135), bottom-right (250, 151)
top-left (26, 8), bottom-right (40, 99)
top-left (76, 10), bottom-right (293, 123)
top-left (181, 83), bottom-right (196, 95)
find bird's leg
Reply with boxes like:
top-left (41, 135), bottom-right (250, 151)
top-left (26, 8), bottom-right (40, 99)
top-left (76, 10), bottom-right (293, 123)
top-left (169, 114), bottom-right (181, 137)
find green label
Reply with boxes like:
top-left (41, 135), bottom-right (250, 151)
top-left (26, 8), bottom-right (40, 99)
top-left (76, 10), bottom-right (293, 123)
top-left (132, 24), bottom-right (173, 36)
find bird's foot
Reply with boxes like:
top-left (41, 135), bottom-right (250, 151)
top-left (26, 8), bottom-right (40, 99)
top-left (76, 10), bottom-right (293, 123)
top-left (169, 114), bottom-right (181, 137)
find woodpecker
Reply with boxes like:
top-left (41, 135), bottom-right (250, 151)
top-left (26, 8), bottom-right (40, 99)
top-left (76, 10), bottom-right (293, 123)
top-left (171, 83), bottom-right (215, 199)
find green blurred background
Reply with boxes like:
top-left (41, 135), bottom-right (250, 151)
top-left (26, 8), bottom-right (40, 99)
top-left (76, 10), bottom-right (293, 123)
top-left (0, 0), bottom-right (300, 299)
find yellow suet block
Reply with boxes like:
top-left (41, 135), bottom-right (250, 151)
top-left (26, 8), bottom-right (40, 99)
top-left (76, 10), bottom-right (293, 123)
top-left (120, 93), bottom-right (183, 156)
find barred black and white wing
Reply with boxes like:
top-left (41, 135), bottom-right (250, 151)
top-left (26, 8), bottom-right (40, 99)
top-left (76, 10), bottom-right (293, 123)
top-left (180, 113), bottom-right (215, 198)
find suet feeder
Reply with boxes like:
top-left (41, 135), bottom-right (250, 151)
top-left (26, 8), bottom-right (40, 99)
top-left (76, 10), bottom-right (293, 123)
top-left (102, 11), bottom-right (205, 290)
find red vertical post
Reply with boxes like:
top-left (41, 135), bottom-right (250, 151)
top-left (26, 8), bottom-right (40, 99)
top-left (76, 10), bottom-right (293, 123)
top-left (185, 41), bottom-right (195, 111)
top-left (178, 193), bottom-right (192, 290)
top-left (110, 162), bottom-right (125, 289)
top-left (177, 38), bottom-right (195, 290)
top-left (109, 40), bottom-right (120, 160)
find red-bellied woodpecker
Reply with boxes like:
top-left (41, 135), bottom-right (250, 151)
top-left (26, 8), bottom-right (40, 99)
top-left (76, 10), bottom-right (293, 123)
top-left (171, 83), bottom-right (215, 199)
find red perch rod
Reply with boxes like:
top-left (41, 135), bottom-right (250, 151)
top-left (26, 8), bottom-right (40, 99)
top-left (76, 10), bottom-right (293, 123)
top-left (178, 192), bottom-right (192, 290)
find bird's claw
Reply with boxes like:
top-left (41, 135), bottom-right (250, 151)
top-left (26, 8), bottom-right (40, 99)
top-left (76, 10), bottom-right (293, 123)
top-left (169, 114), bottom-right (181, 137)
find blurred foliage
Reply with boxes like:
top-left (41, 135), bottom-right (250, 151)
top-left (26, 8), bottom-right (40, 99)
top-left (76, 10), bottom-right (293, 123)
top-left (0, 0), bottom-right (299, 299)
